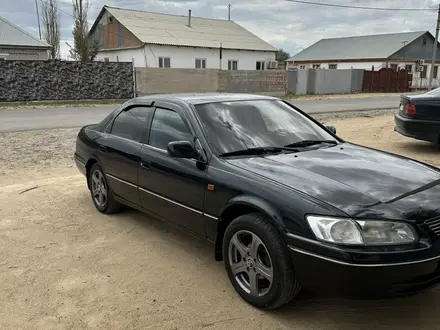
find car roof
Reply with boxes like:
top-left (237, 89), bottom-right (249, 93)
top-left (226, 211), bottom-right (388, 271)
top-left (132, 93), bottom-right (279, 105)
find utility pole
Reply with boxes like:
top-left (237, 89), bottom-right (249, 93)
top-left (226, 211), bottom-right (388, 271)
top-left (228, 4), bottom-right (231, 21)
top-left (35, 0), bottom-right (41, 39)
top-left (428, 3), bottom-right (440, 90)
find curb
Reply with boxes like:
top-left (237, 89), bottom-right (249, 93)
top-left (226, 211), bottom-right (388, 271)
top-left (309, 107), bottom-right (396, 115)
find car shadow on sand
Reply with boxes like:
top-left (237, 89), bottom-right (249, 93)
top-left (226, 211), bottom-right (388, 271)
top-left (106, 204), bottom-right (440, 329)
top-left (399, 141), bottom-right (440, 154)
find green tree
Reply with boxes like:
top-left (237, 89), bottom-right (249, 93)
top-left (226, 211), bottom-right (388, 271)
top-left (276, 49), bottom-right (291, 62)
top-left (68, 0), bottom-right (99, 61)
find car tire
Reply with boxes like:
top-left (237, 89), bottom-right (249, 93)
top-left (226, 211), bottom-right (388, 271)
top-left (223, 213), bottom-right (301, 310)
top-left (89, 162), bottom-right (122, 214)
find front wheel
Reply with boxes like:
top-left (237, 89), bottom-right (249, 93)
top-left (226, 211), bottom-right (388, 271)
top-left (223, 213), bottom-right (301, 309)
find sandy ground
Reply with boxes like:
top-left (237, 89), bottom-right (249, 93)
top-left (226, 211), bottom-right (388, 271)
top-left (1, 114), bottom-right (440, 330)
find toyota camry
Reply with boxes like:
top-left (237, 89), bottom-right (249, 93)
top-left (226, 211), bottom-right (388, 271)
top-left (74, 93), bottom-right (440, 310)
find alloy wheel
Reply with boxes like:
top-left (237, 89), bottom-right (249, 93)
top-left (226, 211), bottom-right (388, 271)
top-left (228, 230), bottom-right (273, 297)
top-left (91, 169), bottom-right (107, 208)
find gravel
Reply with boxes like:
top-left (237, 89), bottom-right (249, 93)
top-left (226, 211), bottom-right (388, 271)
top-left (313, 108), bottom-right (397, 122)
top-left (0, 128), bottom-right (78, 178)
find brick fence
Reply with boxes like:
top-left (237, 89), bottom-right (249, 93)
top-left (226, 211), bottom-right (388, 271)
top-left (0, 60), bottom-right (134, 102)
top-left (135, 68), bottom-right (287, 96)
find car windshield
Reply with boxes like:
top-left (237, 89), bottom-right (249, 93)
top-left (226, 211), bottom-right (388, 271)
top-left (194, 99), bottom-right (336, 155)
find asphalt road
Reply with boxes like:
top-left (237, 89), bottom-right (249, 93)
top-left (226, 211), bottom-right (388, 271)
top-left (0, 96), bottom-right (400, 133)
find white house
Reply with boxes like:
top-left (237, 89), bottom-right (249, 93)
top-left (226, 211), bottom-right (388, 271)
top-left (286, 31), bottom-right (440, 88)
top-left (88, 6), bottom-right (278, 70)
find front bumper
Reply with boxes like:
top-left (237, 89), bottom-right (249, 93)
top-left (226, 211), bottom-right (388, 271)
top-left (287, 234), bottom-right (440, 298)
top-left (394, 113), bottom-right (440, 143)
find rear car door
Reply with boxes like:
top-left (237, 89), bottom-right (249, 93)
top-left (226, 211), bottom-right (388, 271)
top-left (98, 105), bottom-right (154, 205)
top-left (138, 103), bottom-right (208, 238)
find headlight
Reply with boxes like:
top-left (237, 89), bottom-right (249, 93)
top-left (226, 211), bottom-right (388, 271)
top-left (306, 216), bottom-right (418, 246)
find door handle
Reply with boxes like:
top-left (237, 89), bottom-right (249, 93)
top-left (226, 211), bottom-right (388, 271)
top-left (140, 160), bottom-right (151, 168)
top-left (99, 145), bottom-right (107, 152)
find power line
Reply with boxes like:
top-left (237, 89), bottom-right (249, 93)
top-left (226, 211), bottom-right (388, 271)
top-left (284, 0), bottom-right (437, 12)
top-left (35, 0), bottom-right (42, 39)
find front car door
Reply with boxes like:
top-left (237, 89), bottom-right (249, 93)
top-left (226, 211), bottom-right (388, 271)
top-left (97, 105), bottom-right (154, 205)
top-left (138, 102), bottom-right (208, 237)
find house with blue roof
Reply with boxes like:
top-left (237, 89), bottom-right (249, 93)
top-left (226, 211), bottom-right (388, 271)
top-left (286, 31), bottom-right (440, 86)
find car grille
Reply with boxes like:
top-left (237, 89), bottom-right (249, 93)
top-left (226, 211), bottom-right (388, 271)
top-left (425, 217), bottom-right (440, 236)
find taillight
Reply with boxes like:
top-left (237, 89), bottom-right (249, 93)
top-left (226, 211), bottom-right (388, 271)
top-left (405, 104), bottom-right (416, 116)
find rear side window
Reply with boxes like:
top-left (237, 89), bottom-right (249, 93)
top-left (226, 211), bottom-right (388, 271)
top-left (111, 106), bottom-right (152, 142)
top-left (148, 108), bottom-right (193, 150)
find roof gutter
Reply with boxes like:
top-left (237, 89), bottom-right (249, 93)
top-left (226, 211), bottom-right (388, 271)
top-left (0, 44), bottom-right (51, 50)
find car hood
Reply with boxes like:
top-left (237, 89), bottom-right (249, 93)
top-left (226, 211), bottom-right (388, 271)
top-left (226, 143), bottom-right (440, 223)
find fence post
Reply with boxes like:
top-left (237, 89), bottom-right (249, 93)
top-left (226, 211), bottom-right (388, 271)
top-left (132, 58), bottom-right (136, 98)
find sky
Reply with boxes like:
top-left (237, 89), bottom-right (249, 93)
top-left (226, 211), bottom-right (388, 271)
top-left (1, 0), bottom-right (439, 59)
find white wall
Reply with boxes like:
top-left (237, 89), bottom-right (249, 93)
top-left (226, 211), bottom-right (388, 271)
top-left (287, 61), bottom-right (384, 70)
top-left (96, 44), bottom-right (276, 70)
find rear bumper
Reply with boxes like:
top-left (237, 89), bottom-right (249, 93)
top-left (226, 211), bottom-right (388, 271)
top-left (394, 113), bottom-right (440, 143)
top-left (74, 153), bottom-right (86, 176)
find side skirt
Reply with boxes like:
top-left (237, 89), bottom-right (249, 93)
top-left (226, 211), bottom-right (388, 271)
top-left (113, 195), bottom-right (216, 245)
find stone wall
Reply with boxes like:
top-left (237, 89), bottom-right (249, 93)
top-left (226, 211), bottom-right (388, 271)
top-left (0, 60), bottom-right (134, 101)
top-left (135, 68), bottom-right (287, 96)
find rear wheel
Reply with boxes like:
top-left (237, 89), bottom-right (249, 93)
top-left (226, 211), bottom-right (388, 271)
top-left (223, 213), bottom-right (301, 309)
top-left (89, 163), bottom-right (121, 214)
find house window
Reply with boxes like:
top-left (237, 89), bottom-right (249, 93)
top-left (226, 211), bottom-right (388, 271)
top-left (420, 65), bottom-right (428, 79)
top-left (195, 58), bottom-right (206, 69)
top-left (256, 61), bottom-right (265, 70)
top-left (329, 64), bottom-right (337, 69)
top-left (312, 64), bottom-right (320, 69)
top-left (104, 57), bottom-right (109, 62)
top-left (0, 58), bottom-right (5, 61)
top-left (228, 60), bottom-right (238, 70)
top-left (390, 64), bottom-right (398, 71)
top-left (159, 57), bottom-right (171, 68)
top-left (405, 64), bottom-right (413, 72)
top-left (434, 66), bottom-right (439, 79)
top-left (299, 65), bottom-right (306, 69)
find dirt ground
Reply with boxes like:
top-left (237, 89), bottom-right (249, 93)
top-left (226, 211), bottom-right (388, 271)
top-left (1, 114), bottom-right (440, 330)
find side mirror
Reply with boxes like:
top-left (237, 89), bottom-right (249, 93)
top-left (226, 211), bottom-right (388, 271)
top-left (167, 141), bottom-right (197, 159)
top-left (326, 125), bottom-right (336, 134)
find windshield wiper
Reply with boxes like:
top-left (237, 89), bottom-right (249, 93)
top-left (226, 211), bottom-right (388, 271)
top-left (219, 146), bottom-right (298, 158)
top-left (284, 140), bottom-right (338, 148)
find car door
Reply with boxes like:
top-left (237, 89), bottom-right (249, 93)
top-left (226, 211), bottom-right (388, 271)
top-left (98, 105), bottom-right (154, 205)
top-left (138, 103), bottom-right (208, 238)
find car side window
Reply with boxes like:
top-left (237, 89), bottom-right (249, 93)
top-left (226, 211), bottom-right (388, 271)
top-left (149, 108), bottom-right (193, 150)
top-left (111, 106), bottom-right (152, 142)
